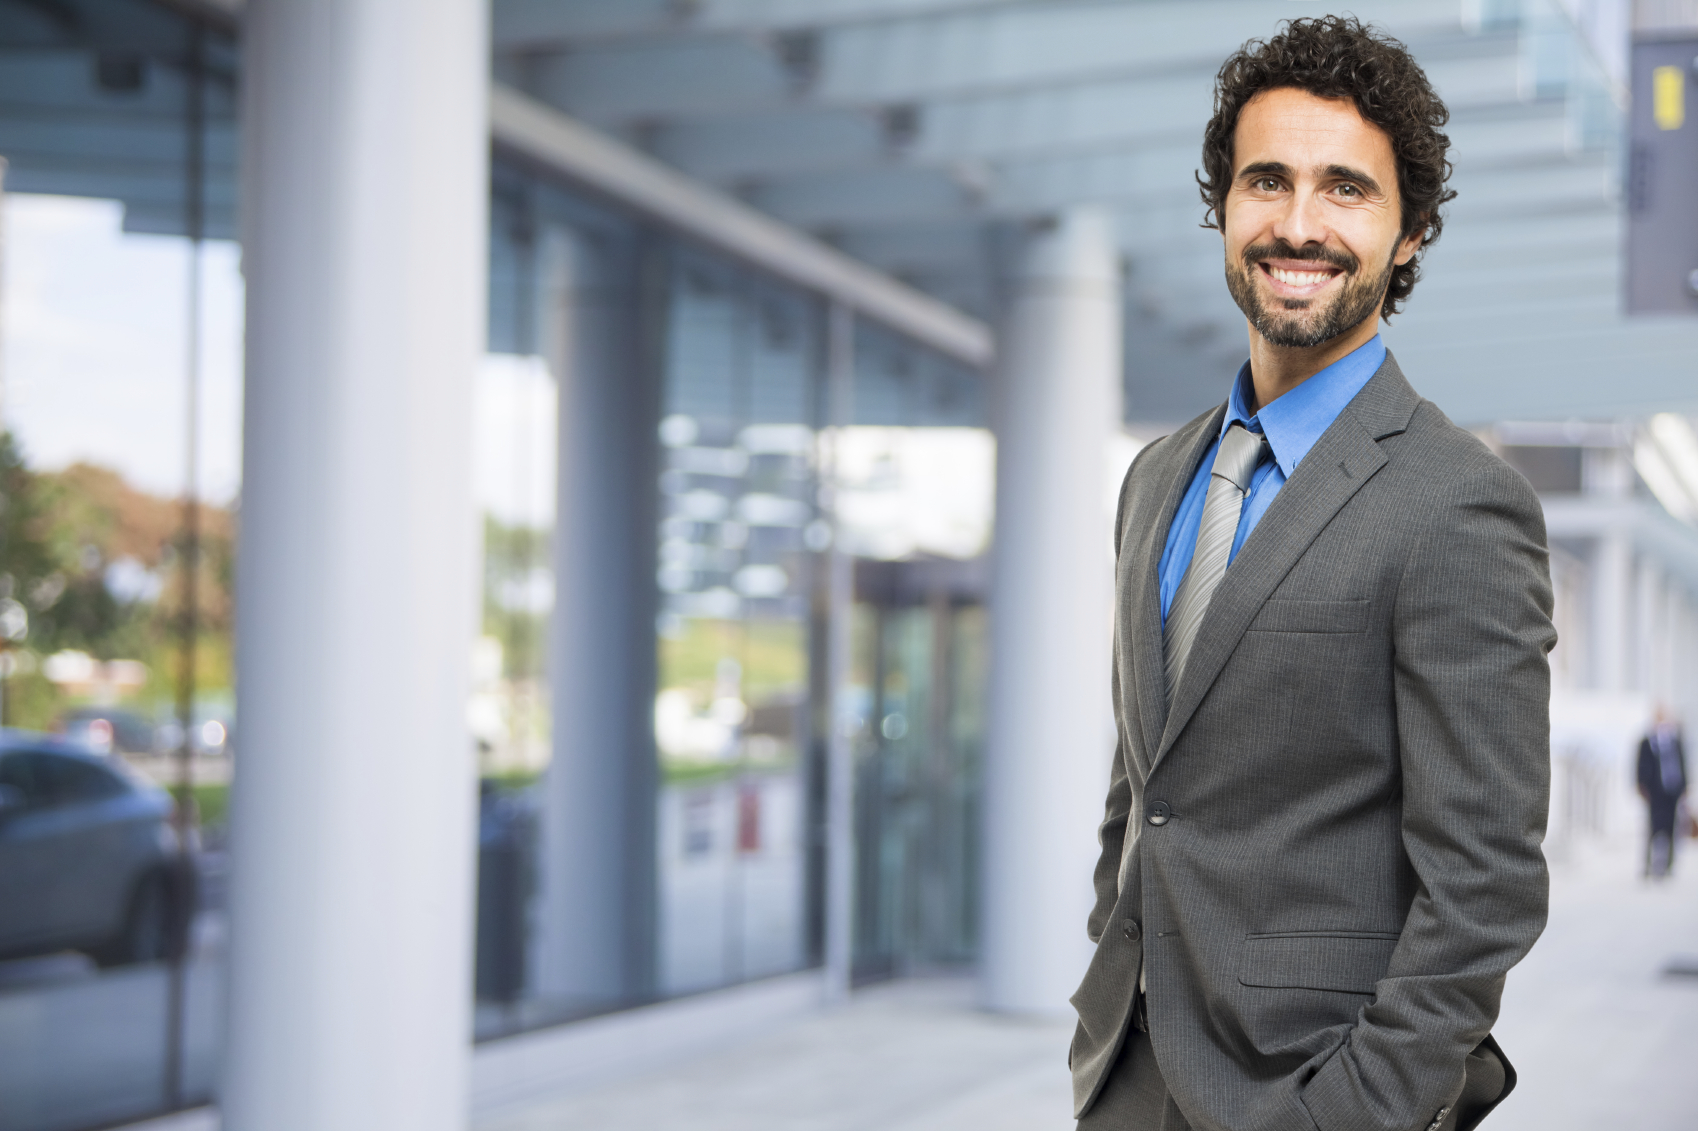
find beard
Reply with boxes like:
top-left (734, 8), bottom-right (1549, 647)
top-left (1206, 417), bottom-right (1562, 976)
top-left (1225, 239), bottom-right (1396, 349)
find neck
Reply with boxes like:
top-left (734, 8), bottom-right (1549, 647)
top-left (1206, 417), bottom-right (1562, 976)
top-left (1245, 315), bottom-right (1380, 412)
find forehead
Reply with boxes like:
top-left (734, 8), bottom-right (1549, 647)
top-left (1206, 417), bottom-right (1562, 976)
top-left (1232, 87), bottom-right (1396, 176)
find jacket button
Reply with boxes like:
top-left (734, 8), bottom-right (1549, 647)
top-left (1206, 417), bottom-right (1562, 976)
top-left (1146, 800), bottom-right (1171, 826)
top-left (1121, 919), bottom-right (1142, 942)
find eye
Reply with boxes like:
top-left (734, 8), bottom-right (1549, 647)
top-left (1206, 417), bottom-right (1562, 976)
top-left (1254, 177), bottom-right (1281, 192)
top-left (1336, 182), bottom-right (1361, 197)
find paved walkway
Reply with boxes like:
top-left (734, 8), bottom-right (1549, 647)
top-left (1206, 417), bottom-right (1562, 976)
top-left (1488, 835), bottom-right (1698, 1131)
top-left (482, 833), bottom-right (1698, 1131)
top-left (121, 831), bottom-right (1698, 1131)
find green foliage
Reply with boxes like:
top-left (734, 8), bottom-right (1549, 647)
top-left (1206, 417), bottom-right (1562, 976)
top-left (481, 768), bottom-right (542, 795)
top-left (0, 432), bottom-right (65, 629)
top-left (2, 670), bottom-right (59, 731)
top-left (185, 783), bottom-right (229, 830)
top-left (0, 432), bottom-right (234, 728)
top-left (659, 617), bottom-right (806, 700)
top-left (661, 759), bottom-right (743, 786)
top-left (482, 515), bottom-right (550, 679)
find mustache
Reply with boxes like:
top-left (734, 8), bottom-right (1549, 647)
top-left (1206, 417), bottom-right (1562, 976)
top-left (1241, 240), bottom-right (1359, 276)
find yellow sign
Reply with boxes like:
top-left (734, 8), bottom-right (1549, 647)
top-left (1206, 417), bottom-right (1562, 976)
top-left (1653, 65), bottom-right (1685, 131)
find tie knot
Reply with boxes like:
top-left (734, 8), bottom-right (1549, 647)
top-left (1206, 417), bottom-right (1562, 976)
top-left (1212, 424), bottom-right (1266, 492)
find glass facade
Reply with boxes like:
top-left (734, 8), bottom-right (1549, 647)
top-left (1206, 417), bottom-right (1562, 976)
top-left (0, 3), bottom-right (992, 1125)
top-left (0, 1), bottom-right (239, 1128)
top-left (654, 248), bottom-right (822, 994)
top-left (475, 152), bottom-right (994, 1035)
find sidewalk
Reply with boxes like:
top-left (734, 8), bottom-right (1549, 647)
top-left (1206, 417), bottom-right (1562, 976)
top-left (480, 834), bottom-right (1698, 1131)
top-left (1489, 834), bottom-right (1698, 1131)
top-left (117, 832), bottom-right (1698, 1131)
top-left (479, 978), bottom-right (1073, 1131)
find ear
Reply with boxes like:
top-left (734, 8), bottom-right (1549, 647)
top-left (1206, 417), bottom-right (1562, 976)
top-left (1393, 220), bottom-right (1425, 266)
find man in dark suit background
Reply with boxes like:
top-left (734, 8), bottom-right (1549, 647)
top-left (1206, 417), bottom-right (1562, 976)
top-left (1069, 18), bottom-right (1556, 1131)
top-left (1637, 707), bottom-right (1688, 879)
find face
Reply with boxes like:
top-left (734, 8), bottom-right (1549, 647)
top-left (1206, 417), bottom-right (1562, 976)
top-left (1222, 87), bottom-right (1423, 349)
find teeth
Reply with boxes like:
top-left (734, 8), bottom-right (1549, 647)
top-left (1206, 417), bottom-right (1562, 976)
top-left (1269, 266), bottom-right (1334, 286)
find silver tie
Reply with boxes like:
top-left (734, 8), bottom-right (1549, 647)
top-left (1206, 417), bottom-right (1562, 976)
top-left (1163, 423), bottom-right (1268, 698)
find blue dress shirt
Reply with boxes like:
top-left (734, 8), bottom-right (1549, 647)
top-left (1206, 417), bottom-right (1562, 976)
top-left (1157, 335), bottom-right (1386, 624)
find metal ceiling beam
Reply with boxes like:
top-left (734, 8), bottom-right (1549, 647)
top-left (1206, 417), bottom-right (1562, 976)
top-left (813, 0), bottom-right (1462, 105)
top-left (623, 64), bottom-right (1571, 199)
top-left (488, 83), bottom-right (993, 366)
top-left (497, 0), bottom-right (1471, 126)
top-left (492, 0), bottom-right (1031, 50)
top-left (733, 135), bottom-right (1616, 231)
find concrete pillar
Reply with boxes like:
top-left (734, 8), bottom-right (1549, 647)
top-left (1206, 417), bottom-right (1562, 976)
top-left (532, 223), bottom-right (660, 1005)
top-left (982, 208), bottom-right (1121, 1013)
top-left (225, 2), bottom-right (486, 1130)
top-left (1584, 447), bottom-right (1634, 693)
top-left (1676, 587), bottom-right (1698, 728)
top-left (1633, 557), bottom-right (1666, 699)
top-left (822, 301), bottom-right (855, 1004)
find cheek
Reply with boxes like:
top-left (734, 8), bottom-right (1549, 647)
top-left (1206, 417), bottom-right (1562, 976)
top-left (1222, 202), bottom-right (1263, 256)
top-left (1335, 214), bottom-right (1402, 270)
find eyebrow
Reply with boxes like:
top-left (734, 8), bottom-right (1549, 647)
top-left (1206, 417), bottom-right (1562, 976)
top-left (1321, 163), bottom-right (1384, 196)
top-left (1236, 161), bottom-right (1385, 197)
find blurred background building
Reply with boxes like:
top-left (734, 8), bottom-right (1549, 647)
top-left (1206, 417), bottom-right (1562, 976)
top-left (0, 1), bottom-right (1694, 1130)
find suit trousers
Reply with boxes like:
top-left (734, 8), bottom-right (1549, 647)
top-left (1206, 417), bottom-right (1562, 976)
top-left (1076, 1028), bottom-right (1191, 1131)
top-left (1077, 1027), bottom-right (1507, 1131)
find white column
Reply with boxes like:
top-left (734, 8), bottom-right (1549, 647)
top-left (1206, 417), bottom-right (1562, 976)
top-left (982, 207), bottom-right (1122, 1013)
top-left (532, 224), bottom-right (659, 1005)
top-left (225, 3), bottom-right (486, 1129)
top-left (1676, 587), bottom-right (1698, 728)
top-left (822, 301), bottom-right (855, 1004)
top-left (1634, 557), bottom-right (1666, 700)
top-left (1584, 447), bottom-right (1634, 693)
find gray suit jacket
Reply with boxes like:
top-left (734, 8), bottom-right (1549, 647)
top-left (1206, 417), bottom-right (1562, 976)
top-left (1070, 354), bottom-right (1555, 1131)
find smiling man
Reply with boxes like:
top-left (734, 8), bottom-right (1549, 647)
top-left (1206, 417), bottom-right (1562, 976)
top-left (1069, 18), bottom-right (1555, 1131)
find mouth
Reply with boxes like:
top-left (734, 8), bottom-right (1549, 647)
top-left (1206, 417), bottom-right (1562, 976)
top-left (1256, 258), bottom-right (1345, 299)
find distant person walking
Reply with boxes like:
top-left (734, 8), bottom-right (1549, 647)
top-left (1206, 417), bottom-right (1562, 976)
top-left (1637, 708), bottom-right (1688, 879)
top-left (1068, 18), bottom-right (1555, 1131)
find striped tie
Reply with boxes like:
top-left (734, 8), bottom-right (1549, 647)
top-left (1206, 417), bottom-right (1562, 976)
top-left (1163, 423), bottom-right (1268, 698)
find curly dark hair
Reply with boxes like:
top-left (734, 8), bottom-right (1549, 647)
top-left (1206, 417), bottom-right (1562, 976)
top-left (1197, 16), bottom-right (1456, 319)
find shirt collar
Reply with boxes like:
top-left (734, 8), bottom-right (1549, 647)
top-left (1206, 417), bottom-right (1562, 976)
top-left (1224, 334), bottom-right (1386, 478)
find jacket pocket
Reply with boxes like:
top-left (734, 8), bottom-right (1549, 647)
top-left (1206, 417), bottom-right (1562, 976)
top-left (1246, 598), bottom-right (1369, 634)
top-left (1239, 931), bottom-right (1398, 994)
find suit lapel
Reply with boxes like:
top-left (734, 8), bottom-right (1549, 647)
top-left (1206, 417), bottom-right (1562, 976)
top-left (1125, 407), bottom-right (1223, 774)
top-left (1150, 354), bottom-right (1420, 771)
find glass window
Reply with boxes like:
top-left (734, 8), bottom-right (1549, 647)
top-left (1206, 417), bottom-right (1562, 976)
top-left (468, 161), bottom-right (992, 1042)
top-left (655, 248), bottom-right (821, 995)
top-left (0, 2), bottom-right (237, 1127)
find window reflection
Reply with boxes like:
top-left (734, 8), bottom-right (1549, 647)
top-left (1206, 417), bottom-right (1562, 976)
top-left (0, 2), bottom-right (239, 1127)
top-left (656, 254), bottom-right (818, 994)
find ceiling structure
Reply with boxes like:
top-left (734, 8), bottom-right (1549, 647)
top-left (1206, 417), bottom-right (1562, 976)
top-left (491, 0), bottom-right (1698, 427)
top-left (0, 0), bottom-right (240, 234)
top-left (1, 0), bottom-right (1691, 428)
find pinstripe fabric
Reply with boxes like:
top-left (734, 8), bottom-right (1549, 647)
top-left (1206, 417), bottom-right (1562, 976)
top-left (1162, 423), bottom-right (1267, 698)
top-left (1076, 1031), bottom-right (1193, 1130)
top-left (1069, 354), bottom-right (1555, 1131)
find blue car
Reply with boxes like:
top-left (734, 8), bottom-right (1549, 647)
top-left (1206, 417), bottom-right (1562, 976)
top-left (0, 733), bottom-right (192, 967)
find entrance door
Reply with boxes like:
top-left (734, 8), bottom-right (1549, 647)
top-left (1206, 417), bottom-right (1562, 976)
top-left (850, 559), bottom-right (986, 981)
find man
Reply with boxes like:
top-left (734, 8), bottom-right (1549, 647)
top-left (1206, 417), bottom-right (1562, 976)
top-left (1069, 18), bottom-right (1555, 1131)
top-left (1637, 707), bottom-right (1687, 879)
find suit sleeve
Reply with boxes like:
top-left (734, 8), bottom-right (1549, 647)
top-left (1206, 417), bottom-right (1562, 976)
top-left (1301, 459), bottom-right (1556, 1131)
top-left (1087, 450), bottom-right (1146, 945)
top-left (1088, 662), bottom-right (1133, 945)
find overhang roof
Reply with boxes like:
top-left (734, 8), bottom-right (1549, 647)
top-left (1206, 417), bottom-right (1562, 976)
top-left (493, 0), bottom-right (1698, 426)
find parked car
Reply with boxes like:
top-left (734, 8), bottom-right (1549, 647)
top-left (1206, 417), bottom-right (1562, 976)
top-left (0, 734), bottom-right (193, 967)
top-left (60, 707), bottom-right (159, 756)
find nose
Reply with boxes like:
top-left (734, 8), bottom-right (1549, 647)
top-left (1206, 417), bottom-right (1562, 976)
top-left (1270, 184), bottom-right (1329, 251)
